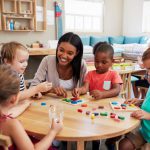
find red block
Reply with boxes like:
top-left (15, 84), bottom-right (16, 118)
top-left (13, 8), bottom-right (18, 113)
top-left (81, 104), bottom-right (87, 107)
top-left (71, 97), bottom-right (79, 101)
top-left (114, 106), bottom-right (120, 109)
top-left (77, 109), bottom-right (83, 113)
top-left (114, 118), bottom-right (120, 122)
top-left (110, 115), bottom-right (116, 118)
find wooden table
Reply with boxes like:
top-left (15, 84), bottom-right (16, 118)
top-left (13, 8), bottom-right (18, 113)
top-left (18, 94), bottom-right (140, 150)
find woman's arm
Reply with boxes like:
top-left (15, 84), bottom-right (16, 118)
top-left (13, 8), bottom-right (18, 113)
top-left (31, 56), bottom-right (48, 86)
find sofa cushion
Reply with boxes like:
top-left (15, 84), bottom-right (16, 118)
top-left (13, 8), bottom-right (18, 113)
top-left (109, 36), bottom-right (124, 44)
top-left (140, 36), bottom-right (150, 44)
top-left (80, 36), bottom-right (90, 45)
top-left (124, 36), bottom-right (141, 44)
top-left (83, 45), bottom-right (93, 54)
top-left (90, 36), bottom-right (109, 47)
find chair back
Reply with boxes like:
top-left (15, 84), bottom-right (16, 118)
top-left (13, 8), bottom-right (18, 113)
top-left (120, 70), bottom-right (132, 99)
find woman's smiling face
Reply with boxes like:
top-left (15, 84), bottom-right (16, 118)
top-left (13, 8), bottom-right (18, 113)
top-left (57, 42), bottom-right (78, 66)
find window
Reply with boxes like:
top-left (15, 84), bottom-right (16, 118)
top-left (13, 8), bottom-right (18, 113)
top-left (64, 0), bottom-right (104, 33)
top-left (142, 0), bottom-right (150, 32)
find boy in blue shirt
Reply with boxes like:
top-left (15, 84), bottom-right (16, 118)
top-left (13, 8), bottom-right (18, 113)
top-left (119, 48), bottom-right (150, 150)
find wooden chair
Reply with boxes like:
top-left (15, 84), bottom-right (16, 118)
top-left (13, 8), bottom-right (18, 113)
top-left (0, 134), bottom-right (12, 150)
top-left (120, 70), bottom-right (132, 99)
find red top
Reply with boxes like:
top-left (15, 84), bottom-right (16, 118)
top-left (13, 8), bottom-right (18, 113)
top-left (85, 70), bottom-right (123, 91)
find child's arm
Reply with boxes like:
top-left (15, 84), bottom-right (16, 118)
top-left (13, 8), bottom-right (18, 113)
top-left (72, 82), bottom-right (89, 97)
top-left (131, 110), bottom-right (150, 120)
top-left (7, 100), bottom-right (32, 118)
top-left (90, 83), bottom-right (121, 100)
top-left (8, 118), bottom-right (62, 150)
top-left (19, 82), bottom-right (52, 101)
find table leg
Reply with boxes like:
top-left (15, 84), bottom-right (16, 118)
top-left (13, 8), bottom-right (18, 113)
top-left (67, 142), bottom-right (71, 150)
top-left (77, 141), bottom-right (84, 150)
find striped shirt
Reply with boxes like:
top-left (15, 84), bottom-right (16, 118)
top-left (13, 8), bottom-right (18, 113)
top-left (19, 74), bottom-right (25, 91)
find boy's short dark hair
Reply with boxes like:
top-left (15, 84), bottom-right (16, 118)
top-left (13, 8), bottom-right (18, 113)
top-left (142, 48), bottom-right (150, 61)
top-left (93, 42), bottom-right (114, 58)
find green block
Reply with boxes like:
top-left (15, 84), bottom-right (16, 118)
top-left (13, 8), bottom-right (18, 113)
top-left (100, 112), bottom-right (108, 116)
top-left (118, 116), bottom-right (125, 120)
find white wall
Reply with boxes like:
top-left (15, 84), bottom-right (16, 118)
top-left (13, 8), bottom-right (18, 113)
top-left (104, 0), bottom-right (123, 36)
top-left (123, 0), bottom-right (144, 36)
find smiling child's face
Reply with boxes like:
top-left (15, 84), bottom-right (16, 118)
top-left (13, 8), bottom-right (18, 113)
top-left (11, 49), bottom-right (29, 74)
top-left (94, 51), bottom-right (113, 74)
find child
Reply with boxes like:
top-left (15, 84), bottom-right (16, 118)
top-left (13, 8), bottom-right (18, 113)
top-left (119, 48), bottom-right (150, 150)
top-left (72, 42), bottom-right (122, 100)
top-left (0, 64), bottom-right (62, 150)
top-left (72, 42), bottom-right (122, 150)
top-left (1, 41), bottom-right (52, 101)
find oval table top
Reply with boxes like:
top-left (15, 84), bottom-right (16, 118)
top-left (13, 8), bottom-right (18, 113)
top-left (18, 93), bottom-right (140, 143)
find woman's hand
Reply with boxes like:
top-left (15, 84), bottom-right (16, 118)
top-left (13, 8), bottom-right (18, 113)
top-left (131, 110), bottom-right (150, 120)
top-left (50, 87), bottom-right (67, 98)
top-left (90, 90), bottom-right (103, 100)
top-left (72, 88), bottom-right (80, 98)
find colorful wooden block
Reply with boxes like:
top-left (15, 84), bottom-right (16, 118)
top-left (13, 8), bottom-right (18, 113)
top-left (91, 114), bottom-right (95, 119)
top-left (41, 102), bottom-right (46, 106)
top-left (93, 112), bottom-right (99, 116)
top-left (98, 106), bottom-right (104, 109)
top-left (92, 108), bottom-right (97, 111)
top-left (71, 97), bottom-right (79, 101)
top-left (100, 112), bottom-right (108, 116)
top-left (81, 104), bottom-right (87, 107)
top-left (118, 116), bottom-right (125, 120)
top-left (86, 111), bottom-right (90, 115)
top-left (112, 102), bottom-right (118, 105)
top-left (77, 109), bottom-right (83, 113)
top-left (114, 118), bottom-right (120, 122)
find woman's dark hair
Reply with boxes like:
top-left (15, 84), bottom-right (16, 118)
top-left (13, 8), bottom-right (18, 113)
top-left (142, 48), bottom-right (150, 61)
top-left (0, 64), bottom-right (20, 104)
top-left (93, 42), bottom-right (114, 59)
top-left (56, 32), bottom-right (83, 84)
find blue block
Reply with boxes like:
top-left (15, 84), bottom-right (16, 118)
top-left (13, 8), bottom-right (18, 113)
top-left (112, 102), bottom-right (118, 105)
top-left (71, 101), bottom-right (77, 104)
top-left (41, 102), bottom-right (46, 106)
top-left (93, 112), bottom-right (99, 116)
top-left (77, 100), bottom-right (82, 103)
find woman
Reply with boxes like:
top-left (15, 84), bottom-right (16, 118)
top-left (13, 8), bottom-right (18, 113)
top-left (31, 32), bottom-right (87, 97)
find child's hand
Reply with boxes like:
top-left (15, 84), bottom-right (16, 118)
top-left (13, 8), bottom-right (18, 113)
top-left (124, 98), bottom-right (143, 106)
top-left (90, 90), bottom-right (103, 100)
top-left (72, 88), bottom-right (80, 97)
top-left (36, 82), bottom-right (52, 93)
top-left (131, 110), bottom-right (150, 120)
top-left (33, 92), bottom-right (42, 99)
top-left (51, 119), bottom-right (63, 134)
top-left (51, 87), bottom-right (67, 98)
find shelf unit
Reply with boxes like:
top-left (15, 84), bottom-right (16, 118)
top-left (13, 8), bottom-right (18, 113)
top-left (34, 0), bottom-right (46, 31)
top-left (0, 0), bottom-right (47, 32)
top-left (18, 0), bottom-right (33, 15)
top-left (1, 0), bottom-right (17, 14)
